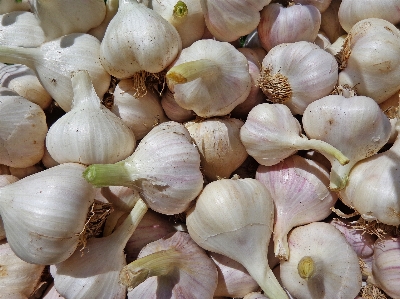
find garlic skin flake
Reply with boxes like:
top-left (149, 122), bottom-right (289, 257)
top-left (0, 163), bottom-right (95, 265)
top-left (280, 222), bottom-right (362, 299)
top-left (46, 70), bottom-right (136, 165)
top-left (166, 39), bottom-right (251, 118)
top-left (100, 0), bottom-right (182, 79)
top-left (256, 155), bottom-right (337, 260)
top-left (187, 178), bottom-right (289, 299)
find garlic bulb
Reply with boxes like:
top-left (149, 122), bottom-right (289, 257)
top-left (0, 63), bottom-right (52, 110)
top-left (0, 0), bottom-right (30, 14)
top-left (29, 0), bottom-right (106, 41)
top-left (302, 94), bottom-right (391, 190)
top-left (121, 231), bottom-right (218, 299)
top-left (46, 70), bottom-right (136, 165)
top-left (257, 41), bottom-right (338, 115)
top-left (280, 222), bottom-right (362, 299)
top-left (258, 4), bottom-right (321, 52)
top-left (0, 163), bottom-right (95, 264)
top-left (211, 252), bottom-right (260, 298)
top-left (0, 11), bottom-right (45, 47)
top-left (186, 178), bottom-right (289, 299)
top-left (320, 0), bottom-right (346, 43)
top-left (293, 0), bottom-right (332, 12)
top-left (84, 121), bottom-right (203, 215)
top-left (160, 89), bottom-right (196, 123)
top-left (111, 79), bottom-right (168, 140)
top-left (0, 240), bottom-right (45, 298)
top-left (337, 18), bottom-right (400, 104)
top-left (0, 90), bottom-right (47, 168)
top-left (9, 164), bottom-right (44, 179)
top-left (240, 103), bottom-right (349, 168)
top-left (367, 236), bottom-right (400, 298)
top-left (256, 155), bottom-right (337, 260)
top-left (0, 33), bottom-right (111, 112)
top-left (339, 0), bottom-right (400, 32)
top-left (184, 118), bottom-right (248, 181)
top-left (88, 0), bottom-right (119, 41)
top-left (51, 198), bottom-right (148, 299)
top-left (0, 175), bottom-right (18, 241)
top-left (200, 0), bottom-right (271, 42)
top-left (166, 39), bottom-right (251, 118)
top-left (152, 0), bottom-right (205, 48)
top-left (100, 0), bottom-right (181, 79)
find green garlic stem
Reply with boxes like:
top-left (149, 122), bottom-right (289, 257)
top-left (119, 248), bottom-right (182, 288)
top-left (83, 162), bottom-right (133, 188)
top-left (166, 59), bottom-right (220, 85)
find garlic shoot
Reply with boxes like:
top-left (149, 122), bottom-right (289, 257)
top-left (186, 178), bottom-right (289, 299)
top-left (46, 70), bottom-right (136, 165)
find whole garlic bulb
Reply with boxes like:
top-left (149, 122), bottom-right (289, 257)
top-left (257, 41), bottom-right (338, 115)
top-left (46, 70), bottom-right (136, 165)
top-left (258, 4), bottom-right (321, 52)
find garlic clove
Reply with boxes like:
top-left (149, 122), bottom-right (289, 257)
top-left (186, 178), bottom-right (289, 299)
top-left (46, 70), bottom-right (136, 165)
top-left (256, 155), bottom-right (338, 260)
top-left (166, 39), bottom-right (252, 118)
top-left (280, 222), bottom-right (362, 299)
top-left (83, 121), bottom-right (203, 215)
top-left (0, 11), bottom-right (45, 47)
top-left (302, 94), bottom-right (391, 190)
top-left (184, 117), bottom-right (248, 181)
top-left (0, 33), bottom-right (111, 112)
top-left (30, 0), bottom-right (106, 41)
top-left (160, 88), bottom-right (196, 123)
top-left (0, 163), bottom-right (95, 265)
top-left (111, 78), bottom-right (169, 140)
top-left (121, 231), bottom-right (218, 299)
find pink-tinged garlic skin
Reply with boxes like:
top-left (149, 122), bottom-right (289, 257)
top-left (200, 0), bottom-right (271, 42)
top-left (368, 237), bottom-right (400, 298)
top-left (256, 155), bottom-right (337, 260)
top-left (258, 4), bottom-right (321, 52)
top-left (338, 0), bottom-right (400, 32)
top-left (126, 232), bottom-right (218, 299)
top-left (160, 89), bottom-right (196, 123)
top-left (211, 252), bottom-right (260, 298)
top-left (329, 218), bottom-right (376, 259)
top-left (293, 0), bottom-right (332, 12)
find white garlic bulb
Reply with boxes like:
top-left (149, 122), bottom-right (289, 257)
top-left (46, 70), bottom-right (136, 165)
top-left (280, 222), bottom-right (362, 299)
top-left (257, 41), bottom-right (338, 115)
top-left (100, 0), bottom-right (182, 79)
top-left (166, 39), bottom-right (251, 118)
top-left (302, 94), bottom-right (391, 190)
top-left (88, 0), bottom-right (119, 41)
top-left (258, 4), bottom-right (321, 52)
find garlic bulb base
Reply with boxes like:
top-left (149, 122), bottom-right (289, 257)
top-left (120, 248), bottom-right (181, 289)
top-left (83, 162), bottom-right (133, 188)
top-left (257, 69), bottom-right (292, 104)
top-left (167, 59), bottom-right (220, 85)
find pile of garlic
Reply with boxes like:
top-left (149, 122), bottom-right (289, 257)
top-left (1, 0), bottom-right (400, 298)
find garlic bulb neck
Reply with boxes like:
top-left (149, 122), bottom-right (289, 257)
top-left (84, 162), bottom-right (132, 188)
top-left (71, 70), bottom-right (102, 109)
top-left (0, 45), bottom-right (37, 70)
top-left (298, 256), bottom-right (316, 280)
top-left (167, 59), bottom-right (220, 84)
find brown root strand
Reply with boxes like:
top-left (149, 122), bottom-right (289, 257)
top-left (350, 217), bottom-right (400, 239)
top-left (361, 283), bottom-right (389, 299)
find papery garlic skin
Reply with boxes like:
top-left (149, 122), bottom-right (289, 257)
top-left (0, 163), bottom-right (95, 265)
top-left (184, 118), bottom-right (248, 181)
top-left (0, 92), bottom-right (47, 168)
top-left (339, 0), bottom-right (400, 32)
top-left (160, 89), bottom-right (196, 123)
top-left (0, 175), bottom-right (18, 241)
top-left (100, 0), bottom-right (182, 79)
top-left (0, 11), bottom-right (45, 47)
top-left (258, 4), bottom-right (321, 52)
top-left (337, 18), bottom-right (400, 104)
top-left (280, 222), bottom-right (362, 299)
top-left (258, 41), bottom-right (338, 115)
top-left (30, 0), bottom-right (106, 41)
top-left (200, 0), bottom-right (271, 42)
top-left (46, 70), bottom-right (136, 165)
top-left (167, 39), bottom-right (251, 118)
top-left (88, 0), bottom-right (119, 41)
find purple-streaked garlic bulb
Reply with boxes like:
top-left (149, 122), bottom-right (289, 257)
top-left (184, 117), bottom-right (248, 181)
top-left (240, 103), bottom-right (349, 169)
top-left (256, 155), bottom-right (337, 260)
top-left (186, 178), bottom-right (289, 299)
top-left (257, 41), bottom-right (338, 115)
top-left (200, 0), bottom-right (271, 42)
top-left (166, 39), bottom-right (251, 118)
top-left (121, 231), bottom-right (218, 299)
top-left (303, 94), bottom-right (391, 190)
top-left (258, 4), bottom-right (321, 52)
top-left (367, 236), bottom-right (400, 298)
top-left (280, 222), bottom-right (362, 299)
top-left (211, 252), bottom-right (260, 298)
